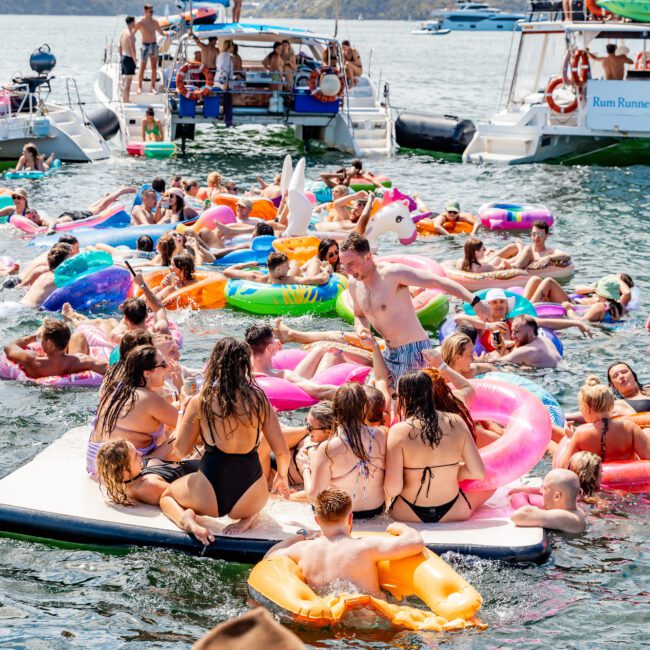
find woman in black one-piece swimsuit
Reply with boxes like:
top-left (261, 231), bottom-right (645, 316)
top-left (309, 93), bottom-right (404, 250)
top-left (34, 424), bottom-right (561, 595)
top-left (160, 338), bottom-right (291, 545)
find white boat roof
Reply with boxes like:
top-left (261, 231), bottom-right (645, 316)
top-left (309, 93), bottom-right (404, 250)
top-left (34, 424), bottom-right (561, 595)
top-left (192, 22), bottom-right (337, 44)
top-left (521, 20), bottom-right (650, 33)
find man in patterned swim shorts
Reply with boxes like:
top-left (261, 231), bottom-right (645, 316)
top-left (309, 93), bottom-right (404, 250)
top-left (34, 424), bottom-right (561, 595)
top-left (135, 4), bottom-right (164, 94)
top-left (339, 234), bottom-right (490, 386)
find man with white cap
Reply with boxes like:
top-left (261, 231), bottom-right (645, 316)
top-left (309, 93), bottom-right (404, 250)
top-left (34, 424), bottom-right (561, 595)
top-left (587, 44), bottom-right (633, 81)
top-left (431, 199), bottom-right (480, 236)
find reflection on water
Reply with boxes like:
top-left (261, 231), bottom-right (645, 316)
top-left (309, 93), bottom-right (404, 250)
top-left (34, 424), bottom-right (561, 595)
top-left (0, 14), bottom-right (648, 650)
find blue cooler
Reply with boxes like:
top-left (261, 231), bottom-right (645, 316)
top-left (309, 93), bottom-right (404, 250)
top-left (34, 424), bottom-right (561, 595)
top-left (203, 92), bottom-right (221, 118)
top-left (178, 93), bottom-right (197, 118)
top-left (293, 90), bottom-right (340, 114)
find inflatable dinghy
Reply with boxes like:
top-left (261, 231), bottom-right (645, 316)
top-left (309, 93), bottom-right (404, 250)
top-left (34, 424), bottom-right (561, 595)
top-left (0, 427), bottom-right (549, 563)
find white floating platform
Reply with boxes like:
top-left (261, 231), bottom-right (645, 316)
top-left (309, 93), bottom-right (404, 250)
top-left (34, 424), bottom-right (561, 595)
top-left (0, 427), bottom-right (549, 563)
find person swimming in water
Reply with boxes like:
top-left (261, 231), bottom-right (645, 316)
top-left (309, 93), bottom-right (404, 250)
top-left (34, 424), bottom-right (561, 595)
top-left (607, 362), bottom-right (650, 415)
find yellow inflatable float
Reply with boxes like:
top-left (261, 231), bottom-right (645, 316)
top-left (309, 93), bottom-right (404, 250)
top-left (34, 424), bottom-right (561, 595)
top-left (416, 219), bottom-right (474, 236)
top-left (248, 536), bottom-right (485, 632)
top-left (272, 236), bottom-right (322, 265)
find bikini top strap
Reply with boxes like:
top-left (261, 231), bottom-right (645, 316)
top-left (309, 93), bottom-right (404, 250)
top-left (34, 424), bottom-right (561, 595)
top-left (600, 417), bottom-right (609, 460)
top-left (406, 461), bottom-right (460, 505)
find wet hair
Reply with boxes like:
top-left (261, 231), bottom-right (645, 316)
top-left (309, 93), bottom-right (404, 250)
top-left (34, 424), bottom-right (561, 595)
top-left (314, 488), bottom-right (352, 523)
top-left (57, 234), bottom-right (78, 247)
top-left (532, 220), bottom-right (550, 234)
top-left (120, 297), bottom-right (147, 326)
top-left (96, 439), bottom-right (135, 506)
top-left (41, 318), bottom-right (71, 350)
top-left (245, 323), bottom-right (274, 355)
top-left (199, 337), bottom-right (267, 441)
top-left (339, 233), bottom-right (370, 255)
top-left (396, 371), bottom-right (443, 448)
top-left (96, 345), bottom-right (161, 437)
top-left (578, 375), bottom-right (615, 416)
top-left (253, 221), bottom-right (274, 238)
top-left (47, 243), bottom-right (73, 271)
top-left (151, 178), bottom-right (166, 193)
top-left (441, 333), bottom-right (473, 368)
top-left (145, 106), bottom-right (155, 116)
top-left (330, 383), bottom-right (370, 464)
top-left (461, 238), bottom-right (484, 272)
top-left (350, 159), bottom-right (362, 170)
top-left (606, 361), bottom-right (649, 398)
top-left (606, 44), bottom-right (617, 54)
top-left (125, 15), bottom-right (135, 24)
top-left (157, 232), bottom-right (177, 266)
top-left (24, 143), bottom-right (39, 159)
top-left (137, 235), bottom-right (154, 252)
top-left (568, 451), bottom-right (602, 499)
top-left (423, 367), bottom-right (476, 440)
top-left (267, 251), bottom-right (288, 273)
top-left (514, 314), bottom-right (539, 336)
top-left (456, 322), bottom-right (478, 344)
top-left (309, 400), bottom-right (335, 429)
top-left (172, 253), bottom-right (195, 282)
top-left (207, 171), bottom-right (222, 187)
top-left (619, 273), bottom-right (634, 289)
top-left (363, 385), bottom-right (386, 425)
top-left (318, 238), bottom-right (339, 271)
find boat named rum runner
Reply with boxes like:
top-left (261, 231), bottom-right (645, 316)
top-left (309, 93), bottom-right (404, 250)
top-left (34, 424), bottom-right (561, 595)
top-left (95, 18), bottom-right (393, 156)
top-left (463, 21), bottom-right (650, 165)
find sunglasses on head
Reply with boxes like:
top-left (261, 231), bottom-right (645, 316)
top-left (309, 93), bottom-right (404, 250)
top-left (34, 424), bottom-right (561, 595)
top-left (153, 359), bottom-right (168, 369)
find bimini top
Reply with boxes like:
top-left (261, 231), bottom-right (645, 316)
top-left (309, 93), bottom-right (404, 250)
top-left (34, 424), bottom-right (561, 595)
top-left (192, 22), bottom-right (337, 44)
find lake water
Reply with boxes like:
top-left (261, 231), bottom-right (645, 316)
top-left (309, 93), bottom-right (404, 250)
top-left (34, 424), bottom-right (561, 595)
top-left (0, 14), bottom-right (649, 649)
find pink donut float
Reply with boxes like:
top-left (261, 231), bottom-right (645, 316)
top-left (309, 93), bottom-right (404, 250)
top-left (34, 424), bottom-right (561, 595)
top-left (478, 202), bottom-right (555, 231)
top-left (377, 253), bottom-right (446, 277)
top-left (187, 205), bottom-right (236, 232)
top-left (258, 348), bottom-right (371, 411)
top-left (461, 379), bottom-right (551, 492)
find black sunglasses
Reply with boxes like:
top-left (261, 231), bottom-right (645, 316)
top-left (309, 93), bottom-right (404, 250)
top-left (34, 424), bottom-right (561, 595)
top-left (153, 360), bottom-right (168, 369)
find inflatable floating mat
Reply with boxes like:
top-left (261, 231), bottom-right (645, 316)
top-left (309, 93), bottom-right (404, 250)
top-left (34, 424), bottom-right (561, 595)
top-left (0, 427), bottom-right (549, 564)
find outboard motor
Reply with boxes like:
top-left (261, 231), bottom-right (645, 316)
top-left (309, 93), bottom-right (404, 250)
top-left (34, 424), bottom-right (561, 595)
top-left (29, 44), bottom-right (57, 75)
top-left (395, 111), bottom-right (476, 155)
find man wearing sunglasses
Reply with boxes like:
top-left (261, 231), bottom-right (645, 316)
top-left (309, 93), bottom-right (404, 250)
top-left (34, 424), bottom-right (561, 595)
top-left (496, 220), bottom-right (572, 271)
top-left (135, 4), bottom-right (164, 94)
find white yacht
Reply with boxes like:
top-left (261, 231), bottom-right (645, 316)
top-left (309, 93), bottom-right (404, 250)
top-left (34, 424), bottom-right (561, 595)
top-left (463, 21), bottom-right (650, 165)
top-left (95, 18), bottom-right (393, 156)
top-left (0, 46), bottom-right (110, 163)
top-left (412, 20), bottom-right (451, 35)
top-left (431, 1), bottom-right (524, 31)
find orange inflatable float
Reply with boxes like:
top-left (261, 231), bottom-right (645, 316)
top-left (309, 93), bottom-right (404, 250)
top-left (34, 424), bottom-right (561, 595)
top-left (272, 236), bottom-right (321, 265)
top-left (247, 534), bottom-right (485, 632)
top-left (416, 219), bottom-right (474, 236)
top-left (130, 270), bottom-right (226, 310)
top-left (213, 194), bottom-right (277, 221)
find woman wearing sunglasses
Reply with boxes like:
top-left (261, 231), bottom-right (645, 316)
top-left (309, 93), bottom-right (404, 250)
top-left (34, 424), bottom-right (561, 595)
top-left (86, 345), bottom-right (183, 477)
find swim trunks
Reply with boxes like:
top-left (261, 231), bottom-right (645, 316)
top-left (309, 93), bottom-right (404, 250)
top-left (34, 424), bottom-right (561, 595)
top-left (382, 338), bottom-right (432, 385)
top-left (57, 210), bottom-right (93, 221)
top-left (141, 42), bottom-right (159, 60)
top-left (121, 55), bottom-right (136, 76)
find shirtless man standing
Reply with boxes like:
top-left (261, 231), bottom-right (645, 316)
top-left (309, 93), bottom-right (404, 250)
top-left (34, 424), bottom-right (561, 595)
top-left (496, 220), bottom-right (572, 271)
top-left (3, 319), bottom-right (107, 379)
top-left (135, 4), bottom-right (164, 94)
top-left (587, 44), bottom-right (633, 81)
top-left (192, 35), bottom-right (219, 69)
top-left (21, 244), bottom-right (73, 308)
top-left (266, 488), bottom-right (425, 599)
top-left (119, 16), bottom-right (137, 101)
top-left (339, 233), bottom-right (489, 384)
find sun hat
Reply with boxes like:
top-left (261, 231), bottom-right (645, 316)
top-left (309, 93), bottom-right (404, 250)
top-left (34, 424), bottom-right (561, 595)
top-left (446, 199), bottom-right (461, 213)
top-left (167, 187), bottom-right (184, 199)
top-left (12, 188), bottom-right (28, 200)
top-left (485, 288), bottom-right (515, 312)
top-left (594, 277), bottom-right (620, 300)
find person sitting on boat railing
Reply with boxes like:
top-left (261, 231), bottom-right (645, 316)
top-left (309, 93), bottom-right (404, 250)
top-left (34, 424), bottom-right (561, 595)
top-left (587, 45), bottom-right (633, 81)
top-left (322, 42), bottom-right (339, 67)
top-left (342, 40), bottom-right (362, 86)
top-left (13, 142), bottom-right (55, 173)
top-left (192, 34), bottom-right (219, 70)
top-left (119, 16), bottom-right (137, 102)
top-left (135, 3), bottom-right (164, 94)
top-left (0, 187), bottom-right (46, 226)
top-left (142, 106), bottom-right (163, 142)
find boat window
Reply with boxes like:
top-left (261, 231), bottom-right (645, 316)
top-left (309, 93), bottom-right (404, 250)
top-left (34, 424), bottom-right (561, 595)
top-left (509, 31), bottom-right (566, 106)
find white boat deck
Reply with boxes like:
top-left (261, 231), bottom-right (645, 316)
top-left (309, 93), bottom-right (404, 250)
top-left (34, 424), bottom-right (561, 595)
top-left (0, 427), bottom-right (548, 563)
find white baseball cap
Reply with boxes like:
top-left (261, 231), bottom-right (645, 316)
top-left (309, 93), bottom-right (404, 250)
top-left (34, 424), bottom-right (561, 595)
top-left (484, 288), bottom-right (515, 312)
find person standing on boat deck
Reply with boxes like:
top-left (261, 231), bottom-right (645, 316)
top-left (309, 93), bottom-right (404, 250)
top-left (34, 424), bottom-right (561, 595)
top-left (119, 16), bottom-right (137, 101)
top-left (192, 35), bottom-right (219, 70)
top-left (339, 233), bottom-right (491, 385)
top-left (135, 4), bottom-right (164, 94)
top-left (232, 0), bottom-right (243, 23)
top-left (341, 40), bottom-right (362, 86)
top-left (587, 45), bottom-right (633, 81)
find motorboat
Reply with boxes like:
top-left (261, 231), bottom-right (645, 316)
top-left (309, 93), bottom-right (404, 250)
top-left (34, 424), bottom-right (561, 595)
top-left (412, 20), bottom-right (452, 35)
top-left (95, 8), bottom-right (393, 157)
top-left (431, 1), bottom-right (524, 31)
top-left (463, 20), bottom-right (650, 165)
top-left (0, 45), bottom-right (110, 163)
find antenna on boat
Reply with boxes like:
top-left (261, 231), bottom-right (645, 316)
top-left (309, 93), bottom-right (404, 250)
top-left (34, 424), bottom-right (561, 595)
top-left (333, 0), bottom-right (339, 37)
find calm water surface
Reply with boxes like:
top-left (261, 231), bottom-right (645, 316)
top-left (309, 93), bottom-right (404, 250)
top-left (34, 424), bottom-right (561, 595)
top-left (0, 15), bottom-right (649, 649)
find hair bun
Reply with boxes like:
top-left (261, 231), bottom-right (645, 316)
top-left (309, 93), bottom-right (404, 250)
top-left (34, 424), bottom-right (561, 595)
top-left (584, 375), bottom-right (602, 387)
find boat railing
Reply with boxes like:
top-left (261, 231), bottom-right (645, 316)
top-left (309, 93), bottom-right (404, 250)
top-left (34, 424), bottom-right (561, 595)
top-left (65, 77), bottom-right (92, 126)
top-left (525, 0), bottom-right (586, 21)
top-left (0, 83), bottom-right (38, 131)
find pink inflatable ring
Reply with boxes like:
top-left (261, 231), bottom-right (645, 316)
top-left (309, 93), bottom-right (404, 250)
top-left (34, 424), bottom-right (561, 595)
top-left (478, 202), bottom-right (554, 231)
top-left (461, 379), bottom-right (552, 492)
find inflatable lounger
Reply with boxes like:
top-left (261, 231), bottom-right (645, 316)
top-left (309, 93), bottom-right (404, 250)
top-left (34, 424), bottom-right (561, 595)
top-left (0, 427), bottom-right (550, 564)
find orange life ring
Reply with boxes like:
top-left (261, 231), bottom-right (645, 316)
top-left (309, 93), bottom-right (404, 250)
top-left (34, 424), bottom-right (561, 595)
top-left (176, 63), bottom-right (213, 101)
top-left (545, 77), bottom-right (578, 114)
top-left (571, 50), bottom-right (589, 87)
top-left (308, 66), bottom-right (345, 103)
top-left (586, 0), bottom-right (610, 17)
top-left (634, 52), bottom-right (650, 71)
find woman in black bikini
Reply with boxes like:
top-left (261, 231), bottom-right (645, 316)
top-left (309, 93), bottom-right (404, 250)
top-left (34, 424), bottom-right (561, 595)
top-left (160, 338), bottom-right (290, 544)
top-left (607, 362), bottom-right (650, 414)
top-left (385, 371), bottom-right (492, 524)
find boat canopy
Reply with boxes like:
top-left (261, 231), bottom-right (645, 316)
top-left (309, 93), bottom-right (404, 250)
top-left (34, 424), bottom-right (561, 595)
top-left (192, 22), bottom-right (337, 45)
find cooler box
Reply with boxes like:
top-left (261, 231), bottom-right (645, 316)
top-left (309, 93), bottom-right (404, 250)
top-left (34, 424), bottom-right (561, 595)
top-left (203, 92), bottom-right (221, 118)
top-left (178, 93), bottom-right (197, 118)
top-left (293, 90), bottom-right (340, 114)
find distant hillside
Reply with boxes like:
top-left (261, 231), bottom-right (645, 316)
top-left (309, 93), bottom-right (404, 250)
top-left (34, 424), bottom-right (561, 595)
top-left (0, 0), bottom-right (526, 18)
